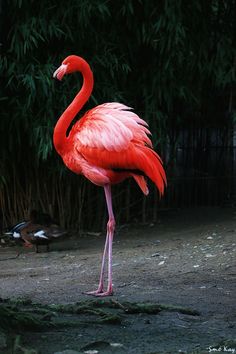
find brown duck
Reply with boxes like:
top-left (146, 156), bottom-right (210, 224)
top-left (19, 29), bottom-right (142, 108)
top-left (6, 210), bottom-right (67, 252)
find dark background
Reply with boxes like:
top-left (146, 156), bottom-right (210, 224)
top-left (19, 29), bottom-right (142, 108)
top-left (1, 0), bottom-right (236, 230)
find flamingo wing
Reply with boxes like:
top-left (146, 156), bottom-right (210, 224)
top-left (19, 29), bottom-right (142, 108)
top-left (69, 103), bottom-right (166, 195)
top-left (71, 103), bottom-right (152, 151)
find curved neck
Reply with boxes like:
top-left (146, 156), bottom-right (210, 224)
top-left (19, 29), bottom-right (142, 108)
top-left (53, 59), bottom-right (94, 155)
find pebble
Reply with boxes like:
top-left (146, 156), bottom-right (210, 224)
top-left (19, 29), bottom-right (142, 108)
top-left (151, 253), bottom-right (160, 257)
top-left (158, 261), bottom-right (165, 266)
top-left (110, 343), bottom-right (124, 348)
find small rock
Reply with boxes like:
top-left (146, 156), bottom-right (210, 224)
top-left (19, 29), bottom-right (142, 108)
top-left (110, 343), bottom-right (124, 348)
top-left (151, 253), bottom-right (160, 257)
top-left (158, 261), bottom-right (165, 266)
top-left (153, 240), bottom-right (161, 244)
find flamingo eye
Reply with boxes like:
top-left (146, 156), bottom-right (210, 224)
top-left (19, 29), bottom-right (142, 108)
top-left (63, 61), bottom-right (71, 72)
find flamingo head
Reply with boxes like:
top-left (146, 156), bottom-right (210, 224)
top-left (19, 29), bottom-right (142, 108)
top-left (53, 55), bottom-right (85, 81)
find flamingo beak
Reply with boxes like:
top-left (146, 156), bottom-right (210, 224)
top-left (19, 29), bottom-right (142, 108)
top-left (53, 63), bottom-right (68, 81)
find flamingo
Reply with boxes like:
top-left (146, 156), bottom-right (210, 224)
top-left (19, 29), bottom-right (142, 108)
top-left (53, 55), bottom-right (167, 296)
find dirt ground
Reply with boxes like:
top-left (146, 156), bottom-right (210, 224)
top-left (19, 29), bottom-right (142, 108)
top-left (0, 207), bottom-right (235, 354)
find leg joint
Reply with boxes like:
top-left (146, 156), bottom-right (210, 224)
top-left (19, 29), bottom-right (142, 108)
top-left (107, 218), bottom-right (115, 234)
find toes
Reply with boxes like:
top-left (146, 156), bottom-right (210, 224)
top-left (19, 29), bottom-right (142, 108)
top-left (93, 291), bottom-right (113, 297)
top-left (84, 290), bottom-right (113, 297)
top-left (84, 290), bottom-right (103, 296)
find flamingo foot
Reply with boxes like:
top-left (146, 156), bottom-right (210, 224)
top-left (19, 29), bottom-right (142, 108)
top-left (85, 289), bottom-right (113, 297)
top-left (85, 285), bottom-right (113, 297)
top-left (84, 283), bottom-right (113, 297)
top-left (84, 284), bottom-right (104, 296)
top-left (84, 289), bottom-right (103, 296)
top-left (94, 290), bottom-right (113, 297)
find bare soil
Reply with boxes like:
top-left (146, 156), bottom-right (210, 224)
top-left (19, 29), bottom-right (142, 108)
top-left (0, 207), bottom-right (235, 354)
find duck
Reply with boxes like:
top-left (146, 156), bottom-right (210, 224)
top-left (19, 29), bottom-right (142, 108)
top-left (20, 223), bottom-right (68, 252)
top-left (5, 220), bottom-right (29, 243)
top-left (5, 210), bottom-right (67, 252)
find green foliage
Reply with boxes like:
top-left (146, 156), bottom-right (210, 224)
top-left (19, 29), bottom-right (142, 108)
top-left (0, 0), bottom-right (235, 228)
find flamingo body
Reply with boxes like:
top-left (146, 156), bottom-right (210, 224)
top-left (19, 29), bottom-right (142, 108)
top-left (62, 102), bottom-right (165, 194)
top-left (53, 55), bottom-right (166, 296)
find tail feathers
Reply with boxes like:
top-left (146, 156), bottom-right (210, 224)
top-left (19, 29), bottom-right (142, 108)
top-left (135, 146), bottom-right (167, 196)
top-left (132, 175), bottom-right (149, 195)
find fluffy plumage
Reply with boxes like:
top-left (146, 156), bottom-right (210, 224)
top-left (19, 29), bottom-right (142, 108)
top-left (61, 102), bottom-right (166, 195)
top-left (53, 55), bottom-right (166, 296)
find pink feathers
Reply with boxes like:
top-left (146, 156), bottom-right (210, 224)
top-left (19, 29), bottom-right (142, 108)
top-left (53, 55), bottom-right (166, 295)
top-left (71, 103), bottom-right (152, 151)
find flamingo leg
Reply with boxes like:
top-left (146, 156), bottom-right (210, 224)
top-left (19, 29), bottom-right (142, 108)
top-left (86, 232), bottom-right (109, 294)
top-left (86, 184), bottom-right (115, 296)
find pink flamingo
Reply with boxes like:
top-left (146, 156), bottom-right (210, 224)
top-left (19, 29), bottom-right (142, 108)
top-left (53, 55), bottom-right (166, 296)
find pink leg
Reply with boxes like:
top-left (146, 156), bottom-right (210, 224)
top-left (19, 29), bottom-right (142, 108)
top-left (86, 232), bottom-right (109, 294)
top-left (86, 185), bottom-right (115, 296)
